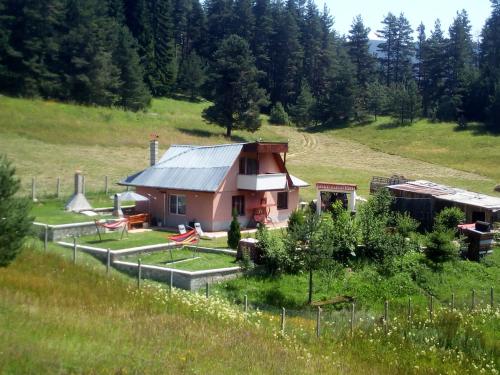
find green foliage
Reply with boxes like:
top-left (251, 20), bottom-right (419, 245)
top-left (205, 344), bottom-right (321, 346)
top-left (330, 201), bottom-right (359, 264)
top-left (177, 51), bottom-right (206, 100)
top-left (366, 81), bottom-right (388, 120)
top-left (434, 207), bottom-right (466, 232)
top-left (227, 209), bottom-right (241, 249)
top-left (202, 35), bottom-right (268, 137)
top-left (256, 224), bottom-right (289, 275)
top-left (287, 209), bottom-right (305, 234)
top-left (395, 212), bottom-right (420, 238)
top-left (388, 80), bottom-right (422, 124)
top-left (289, 82), bottom-right (314, 127)
top-left (269, 102), bottom-right (289, 125)
top-left (425, 230), bottom-right (458, 263)
top-left (0, 156), bottom-right (32, 267)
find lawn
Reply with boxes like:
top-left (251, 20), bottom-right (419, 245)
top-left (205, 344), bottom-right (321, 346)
top-left (31, 194), bottom-right (134, 225)
top-left (76, 229), bottom-right (233, 250)
top-left (123, 248), bottom-right (238, 271)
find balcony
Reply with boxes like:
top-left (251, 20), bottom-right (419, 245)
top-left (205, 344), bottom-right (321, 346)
top-left (237, 173), bottom-right (287, 191)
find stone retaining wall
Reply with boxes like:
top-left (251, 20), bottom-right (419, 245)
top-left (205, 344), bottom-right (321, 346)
top-left (34, 221), bottom-right (101, 241)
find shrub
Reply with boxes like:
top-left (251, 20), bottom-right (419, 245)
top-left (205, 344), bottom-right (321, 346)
top-left (0, 156), bottom-right (32, 267)
top-left (227, 210), bottom-right (241, 249)
top-left (257, 225), bottom-right (289, 275)
top-left (330, 201), bottom-right (359, 264)
top-left (395, 212), bottom-right (420, 237)
top-left (269, 102), bottom-right (289, 125)
top-left (434, 207), bottom-right (465, 232)
top-left (425, 230), bottom-right (458, 263)
top-left (287, 209), bottom-right (305, 234)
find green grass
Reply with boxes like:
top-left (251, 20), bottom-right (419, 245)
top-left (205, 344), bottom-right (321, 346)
top-left (216, 249), bottom-right (500, 314)
top-left (123, 248), bottom-right (238, 271)
top-left (1, 242), bottom-right (498, 374)
top-left (330, 118), bottom-right (500, 182)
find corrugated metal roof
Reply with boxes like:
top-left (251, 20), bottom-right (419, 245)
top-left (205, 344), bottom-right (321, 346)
top-left (389, 180), bottom-right (500, 211)
top-left (121, 144), bottom-right (244, 192)
top-left (290, 174), bottom-right (309, 187)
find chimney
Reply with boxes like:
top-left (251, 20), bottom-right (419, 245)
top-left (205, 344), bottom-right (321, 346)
top-left (74, 170), bottom-right (83, 194)
top-left (65, 171), bottom-right (92, 212)
top-left (150, 138), bottom-right (159, 166)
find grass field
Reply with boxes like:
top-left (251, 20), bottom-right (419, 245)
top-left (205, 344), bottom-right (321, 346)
top-left (123, 248), bottom-right (238, 271)
top-left (1, 243), bottom-right (498, 374)
top-left (1, 95), bottom-right (498, 201)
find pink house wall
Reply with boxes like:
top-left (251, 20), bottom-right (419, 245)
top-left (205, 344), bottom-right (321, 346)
top-left (134, 151), bottom-right (302, 232)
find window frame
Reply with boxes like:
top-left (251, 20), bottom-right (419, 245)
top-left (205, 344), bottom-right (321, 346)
top-left (169, 194), bottom-right (187, 215)
top-left (232, 195), bottom-right (245, 216)
top-left (277, 191), bottom-right (288, 210)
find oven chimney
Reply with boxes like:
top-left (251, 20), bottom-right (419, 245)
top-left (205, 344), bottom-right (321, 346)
top-left (65, 171), bottom-right (92, 212)
top-left (150, 137), bottom-right (159, 166)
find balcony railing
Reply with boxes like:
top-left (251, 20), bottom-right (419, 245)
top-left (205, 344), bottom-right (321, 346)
top-left (237, 173), bottom-right (287, 191)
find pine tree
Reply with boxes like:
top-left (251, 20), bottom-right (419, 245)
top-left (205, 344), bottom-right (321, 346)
top-left (227, 209), bottom-right (241, 249)
top-left (366, 81), bottom-right (388, 120)
top-left (177, 50), bottom-right (205, 100)
top-left (231, 0), bottom-right (255, 43)
top-left (289, 82), bottom-right (314, 127)
top-left (202, 35), bottom-right (268, 137)
top-left (251, 0), bottom-right (273, 93)
top-left (0, 156), bottom-right (32, 267)
top-left (388, 80), bottom-right (421, 124)
top-left (114, 26), bottom-right (152, 111)
top-left (347, 15), bottom-right (374, 89)
top-left (377, 13), bottom-right (398, 86)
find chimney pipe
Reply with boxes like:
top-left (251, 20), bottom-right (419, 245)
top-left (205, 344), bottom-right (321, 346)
top-left (150, 139), bottom-right (158, 166)
top-left (74, 170), bottom-right (83, 194)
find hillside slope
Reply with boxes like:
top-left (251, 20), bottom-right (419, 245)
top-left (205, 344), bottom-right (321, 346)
top-left (0, 95), bottom-right (498, 199)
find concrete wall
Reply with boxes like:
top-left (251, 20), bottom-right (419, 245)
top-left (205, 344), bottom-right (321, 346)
top-left (112, 261), bottom-right (241, 290)
top-left (34, 221), bottom-right (101, 241)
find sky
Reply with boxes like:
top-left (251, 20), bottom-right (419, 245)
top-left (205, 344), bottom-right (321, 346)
top-left (324, 0), bottom-right (492, 40)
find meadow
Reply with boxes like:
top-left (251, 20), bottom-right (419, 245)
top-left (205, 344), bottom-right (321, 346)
top-left (0, 243), bottom-right (498, 374)
top-left (1, 95), bottom-right (498, 201)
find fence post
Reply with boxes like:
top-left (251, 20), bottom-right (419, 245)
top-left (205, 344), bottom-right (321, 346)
top-left (106, 249), bottom-right (111, 275)
top-left (169, 271), bottom-right (173, 294)
top-left (82, 175), bottom-right (86, 195)
top-left (205, 282), bottom-right (209, 298)
top-left (429, 295), bottom-right (433, 321)
top-left (137, 259), bottom-right (142, 289)
top-left (72, 237), bottom-right (77, 264)
top-left (316, 306), bottom-right (321, 338)
top-left (31, 177), bottom-right (36, 201)
top-left (104, 176), bottom-right (109, 195)
top-left (280, 307), bottom-right (286, 334)
top-left (244, 294), bottom-right (248, 314)
top-left (451, 293), bottom-right (455, 311)
top-left (44, 225), bottom-right (48, 251)
top-left (471, 289), bottom-right (475, 310)
top-left (491, 287), bottom-right (494, 308)
top-left (407, 297), bottom-right (412, 323)
top-left (350, 303), bottom-right (355, 338)
top-left (384, 300), bottom-right (389, 334)
top-left (56, 177), bottom-right (61, 198)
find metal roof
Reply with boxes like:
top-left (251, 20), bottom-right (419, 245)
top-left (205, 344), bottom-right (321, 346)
top-left (389, 180), bottom-right (500, 211)
top-left (290, 174), bottom-right (309, 188)
top-left (121, 144), bottom-right (244, 192)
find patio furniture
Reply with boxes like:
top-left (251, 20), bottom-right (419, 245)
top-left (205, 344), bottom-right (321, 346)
top-left (169, 229), bottom-right (199, 245)
top-left (178, 224), bottom-right (187, 234)
top-left (94, 218), bottom-right (128, 241)
top-left (126, 213), bottom-right (150, 230)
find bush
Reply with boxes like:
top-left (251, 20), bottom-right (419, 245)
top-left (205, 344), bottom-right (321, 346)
top-left (434, 207), bottom-right (465, 232)
top-left (0, 156), bottom-right (32, 267)
top-left (395, 212), bottom-right (420, 237)
top-left (257, 225), bottom-right (289, 275)
top-left (227, 210), bottom-right (241, 249)
top-left (287, 209), bottom-right (305, 234)
top-left (425, 230), bottom-right (458, 263)
top-left (269, 102), bottom-right (289, 125)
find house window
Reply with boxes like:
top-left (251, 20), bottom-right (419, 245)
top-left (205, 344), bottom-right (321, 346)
top-left (232, 195), bottom-right (245, 216)
top-left (277, 192), bottom-right (288, 210)
top-left (239, 157), bottom-right (259, 175)
top-left (169, 194), bottom-right (186, 215)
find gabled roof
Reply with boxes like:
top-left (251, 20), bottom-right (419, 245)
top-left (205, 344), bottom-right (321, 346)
top-left (121, 144), bottom-right (244, 192)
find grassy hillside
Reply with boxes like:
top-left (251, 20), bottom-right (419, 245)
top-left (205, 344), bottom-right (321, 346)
top-left (1, 244), bottom-right (498, 374)
top-left (0, 95), bottom-right (498, 200)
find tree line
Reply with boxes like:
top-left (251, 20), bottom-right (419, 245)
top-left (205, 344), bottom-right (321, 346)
top-left (0, 0), bottom-right (499, 132)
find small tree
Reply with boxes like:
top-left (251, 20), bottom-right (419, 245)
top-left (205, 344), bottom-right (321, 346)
top-left (269, 102), bottom-right (289, 125)
top-left (227, 209), bottom-right (241, 249)
top-left (287, 209), bottom-right (305, 234)
top-left (177, 51), bottom-right (206, 100)
top-left (395, 212), bottom-right (420, 238)
top-left (366, 81), bottom-right (388, 120)
top-left (289, 82), bottom-right (314, 127)
top-left (434, 207), bottom-right (465, 233)
top-left (425, 230), bottom-right (458, 263)
top-left (330, 201), bottom-right (359, 264)
top-left (0, 156), bottom-right (32, 267)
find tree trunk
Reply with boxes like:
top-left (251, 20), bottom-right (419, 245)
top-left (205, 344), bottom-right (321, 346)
top-left (308, 268), bottom-right (313, 304)
top-left (226, 124), bottom-right (232, 138)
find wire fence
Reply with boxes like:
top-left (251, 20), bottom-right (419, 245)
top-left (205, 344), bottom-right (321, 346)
top-left (19, 175), bottom-right (129, 200)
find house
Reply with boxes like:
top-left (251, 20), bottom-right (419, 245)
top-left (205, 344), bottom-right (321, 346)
top-left (387, 180), bottom-right (500, 229)
top-left (120, 140), bottom-right (309, 231)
